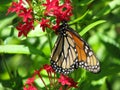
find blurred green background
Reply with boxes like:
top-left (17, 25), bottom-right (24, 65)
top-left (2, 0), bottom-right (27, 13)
top-left (0, 0), bottom-right (120, 90)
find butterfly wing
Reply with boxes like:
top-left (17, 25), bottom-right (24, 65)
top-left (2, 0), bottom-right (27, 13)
top-left (68, 27), bottom-right (100, 73)
top-left (51, 30), bottom-right (79, 74)
top-left (51, 23), bottom-right (100, 74)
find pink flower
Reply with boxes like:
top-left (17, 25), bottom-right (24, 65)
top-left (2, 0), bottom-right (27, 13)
top-left (52, 24), bottom-right (59, 31)
top-left (58, 74), bottom-right (71, 86)
top-left (40, 18), bottom-right (50, 31)
top-left (25, 77), bottom-right (35, 85)
top-left (23, 77), bottom-right (37, 90)
top-left (7, 0), bottom-right (24, 15)
top-left (23, 84), bottom-right (37, 90)
top-left (16, 20), bottom-right (34, 37)
top-left (18, 8), bottom-right (33, 22)
top-left (43, 0), bottom-right (59, 16)
top-left (58, 74), bottom-right (78, 88)
top-left (43, 64), bottom-right (55, 73)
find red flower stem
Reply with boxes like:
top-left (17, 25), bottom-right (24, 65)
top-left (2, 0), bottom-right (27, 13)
top-left (59, 86), bottom-right (63, 90)
top-left (50, 73), bottom-right (54, 87)
top-left (48, 73), bottom-right (52, 87)
top-left (63, 85), bottom-right (68, 90)
top-left (51, 72), bottom-right (56, 88)
top-left (54, 73), bottom-right (59, 86)
top-left (53, 73), bottom-right (56, 86)
top-left (66, 86), bottom-right (70, 90)
top-left (37, 73), bottom-right (48, 90)
top-left (48, 72), bottom-right (55, 88)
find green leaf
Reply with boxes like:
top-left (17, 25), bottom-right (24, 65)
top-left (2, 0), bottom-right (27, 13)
top-left (0, 45), bottom-right (30, 54)
top-left (69, 10), bottom-right (89, 25)
top-left (80, 20), bottom-right (106, 36)
top-left (0, 45), bottom-right (48, 59)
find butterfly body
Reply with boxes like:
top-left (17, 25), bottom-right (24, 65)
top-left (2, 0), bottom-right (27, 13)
top-left (50, 21), bottom-right (100, 75)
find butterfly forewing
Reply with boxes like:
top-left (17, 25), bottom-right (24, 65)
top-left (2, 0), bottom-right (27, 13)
top-left (51, 35), bottom-right (62, 62)
top-left (69, 28), bottom-right (100, 73)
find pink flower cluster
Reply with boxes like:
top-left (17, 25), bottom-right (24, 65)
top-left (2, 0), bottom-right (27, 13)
top-left (23, 64), bottom-right (78, 90)
top-left (7, 0), bottom-right (72, 36)
top-left (7, 0), bottom-right (34, 37)
top-left (40, 0), bottom-right (72, 31)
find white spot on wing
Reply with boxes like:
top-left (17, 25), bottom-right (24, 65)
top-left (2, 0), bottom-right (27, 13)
top-left (89, 51), bottom-right (93, 56)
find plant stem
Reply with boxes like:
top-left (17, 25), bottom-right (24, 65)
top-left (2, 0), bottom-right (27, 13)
top-left (1, 54), bottom-right (13, 79)
top-left (46, 29), bottom-right (52, 52)
top-left (38, 73), bottom-right (48, 90)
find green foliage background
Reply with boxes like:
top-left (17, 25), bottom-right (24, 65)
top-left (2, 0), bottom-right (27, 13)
top-left (0, 0), bottom-right (120, 90)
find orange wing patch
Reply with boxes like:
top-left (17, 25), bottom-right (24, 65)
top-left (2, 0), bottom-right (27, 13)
top-left (70, 32), bottom-right (87, 61)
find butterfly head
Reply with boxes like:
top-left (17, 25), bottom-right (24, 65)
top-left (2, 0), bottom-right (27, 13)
top-left (57, 21), bottom-right (69, 34)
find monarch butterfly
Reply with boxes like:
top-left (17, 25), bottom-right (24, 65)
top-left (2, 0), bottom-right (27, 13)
top-left (50, 21), bottom-right (100, 75)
